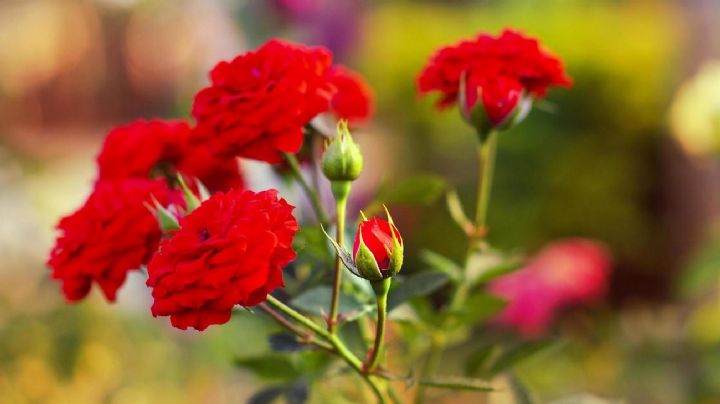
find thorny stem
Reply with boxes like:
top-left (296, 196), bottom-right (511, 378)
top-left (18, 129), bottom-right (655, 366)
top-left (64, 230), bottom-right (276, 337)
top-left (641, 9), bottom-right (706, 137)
top-left (265, 295), bottom-right (387, 404)
top-left (283, 152), bottom-right (330, 226)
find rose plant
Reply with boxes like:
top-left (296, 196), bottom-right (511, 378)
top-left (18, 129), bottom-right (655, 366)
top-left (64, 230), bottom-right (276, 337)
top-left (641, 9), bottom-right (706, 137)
top-left (48, 32), bottom-right (610, 403)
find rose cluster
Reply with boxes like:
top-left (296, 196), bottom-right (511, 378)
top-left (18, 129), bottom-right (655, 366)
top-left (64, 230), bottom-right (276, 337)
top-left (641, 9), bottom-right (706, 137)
top-left (48, 38), bottom-right (374, 331)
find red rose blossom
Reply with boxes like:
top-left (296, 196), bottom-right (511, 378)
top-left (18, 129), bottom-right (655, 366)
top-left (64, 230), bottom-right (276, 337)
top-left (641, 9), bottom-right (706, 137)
top-left (353, 217), bottom-right (402, 273)
top-left (48, 179), bottom-right (177, 302)
top-left (146, 189), bottom-right (298, 331)
top-left (191, 39), bottom-right (336, 163)
top-left (97, 120), bottom-right (185, 180)
top-left (327, 65), bottom-right (373, 124)
top-left (97, 119), bottom-right (244, 192)
top-left (418, 29), bottom-right (572, 127)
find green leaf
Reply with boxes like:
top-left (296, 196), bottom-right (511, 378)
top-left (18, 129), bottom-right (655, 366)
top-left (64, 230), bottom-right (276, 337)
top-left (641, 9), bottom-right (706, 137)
top-left (283, 379), bottom-right (310, 404)
top-left (473, 261), bottom-right (524, 284)
top-left (291, 286), bottom-right (368, 320)
top-left (446, 294), bottom-right (507, 327)
top-left (235, 354), bottom-right (302, 381)
top-left (418, 377), bottom-right (494, 392)
top-left (420, 250), bottom-right (463, 282)
top-left (464, 344), bottom-right (500, 377)
top-left (388, 271), bottom-right (450, 311)
top-left (466, 250), bottom-right (523, 286)
top-left (248, 380), bottom-right (310, 404)
top-left (247, 386), bottom-right (284, 404)
top-left (446, 188), bottom-right (473, 233)
top-left (679, 234), bottom-right (720, 297)
top-left (293, 226), bottom-right (329, 259)
top-left (508, 373), bottom-right (535, 404)
top-left (365, 174), bottom-right (447, 215)
top-left (176, 174), bottom-right (200, 211)
top-left (268, 333), bottom-right (310, 353)
top-left (486, 340), bottom-right (555, 377)
top-left (149, 198), bottom-right (179, 232)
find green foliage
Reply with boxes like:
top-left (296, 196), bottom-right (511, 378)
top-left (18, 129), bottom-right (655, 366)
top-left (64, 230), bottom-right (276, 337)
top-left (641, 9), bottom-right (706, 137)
top-left (268, 333), bottom-right (310, 353)
top-left (291, 286), bottom-right (371, 321)
top-left (420, 250), bottom-right (463, 282)
top-left (678, 232), bottom-right (720, 298)
top-left (364, 174), bottom-right (446, 216)
top-left (235, 355), bottom-right (303, 381)
top-left (235, 351), bottom-right (331, 382)
top-left (466, 339), bottom-right (556, 379)
top-left (445, 294), bottom-right (507, 328)
top-left (247, 379), bottom-right (309, 404)
top-left (387, 271), bottom-right (450, 311)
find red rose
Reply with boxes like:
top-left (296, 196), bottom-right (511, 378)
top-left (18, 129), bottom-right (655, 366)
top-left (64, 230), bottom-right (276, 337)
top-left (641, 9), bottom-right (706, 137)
top-left (352, 217), bottom-right (403, 280)
top-left (327, 65), bottom-right (374, 124)
top-left (48, 179), bottom-right (176, 302)
top-left (191, 39), bottom-right (335, 163)
top-left (146, 189), bottom-right (298, 331)
top-left (97, 120), bottom-right (185, 180)
top-left (97, 119), bottom-right (244, 192)
top-left (418, 29), bottom-right (572, 128)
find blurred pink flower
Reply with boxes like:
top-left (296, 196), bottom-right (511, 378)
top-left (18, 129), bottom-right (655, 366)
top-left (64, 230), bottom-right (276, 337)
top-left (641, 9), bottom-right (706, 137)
top-left (489, 238), bottom-right (612, 337)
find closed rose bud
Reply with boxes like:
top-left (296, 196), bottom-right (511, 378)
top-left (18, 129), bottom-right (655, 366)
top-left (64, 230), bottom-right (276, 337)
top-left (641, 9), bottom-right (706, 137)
top-left (352, 211), bottom-right (403, 281)
top-left (321, 120), bottom-right (364, 183)
top-left (459, 74), bottom-right (532, 140)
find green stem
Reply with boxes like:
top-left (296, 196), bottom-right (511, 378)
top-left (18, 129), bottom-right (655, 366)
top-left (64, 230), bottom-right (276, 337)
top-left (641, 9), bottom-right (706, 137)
top-left (257, 303), bottom-right (333, 351)
top-left (452, 131), bottom-right (498, 311)
top-left (416, 131), bottom-right (500, 403)
top-left (265, 295), bottom-right (386, 404)
top-left (329, 184), bottom-right (349, 333)
top-left (266, 295), bottom-right (329, 338)
top-left (367, 278), bottom-right (391, 372)
top-left (474, 131), bottom-right (498, 232)
top-left (283, 152), bottom-right (330, 226)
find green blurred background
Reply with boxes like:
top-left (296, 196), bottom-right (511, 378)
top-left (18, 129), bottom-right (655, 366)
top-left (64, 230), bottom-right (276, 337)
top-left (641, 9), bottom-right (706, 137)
top-left (2, 0), bottom-right (720, 402)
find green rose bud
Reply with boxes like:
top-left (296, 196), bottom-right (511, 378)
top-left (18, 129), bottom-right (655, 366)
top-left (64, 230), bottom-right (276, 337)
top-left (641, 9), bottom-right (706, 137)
top-left (321, 120), bottom-right (364, 182)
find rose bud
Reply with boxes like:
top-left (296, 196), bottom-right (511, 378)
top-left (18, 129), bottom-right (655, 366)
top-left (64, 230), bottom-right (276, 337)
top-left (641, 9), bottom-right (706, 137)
top-left (459, 74), bottom-right (532, 140)
top-left (321, 120), bottom-right (364, 183)
top-left (352, 210), bottom-right (403, 281)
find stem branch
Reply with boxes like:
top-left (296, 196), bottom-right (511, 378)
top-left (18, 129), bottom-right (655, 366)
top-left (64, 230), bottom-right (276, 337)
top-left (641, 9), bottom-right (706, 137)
top-left (265, 295), bottom-right (387, 404)
top-left (283, 152), bottom-right (329, 226)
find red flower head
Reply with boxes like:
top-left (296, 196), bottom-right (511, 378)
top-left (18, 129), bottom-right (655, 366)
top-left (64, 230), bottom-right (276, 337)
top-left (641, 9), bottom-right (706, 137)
top-left (352, 215), bottom-right (403, 281)
top-left (97, 119), bottom-right (244, 192)
top-left (97, 120), bottom-right (187, 180)
top-left (489, 238), bottom-right (612, 337)
top-left (48, 179), bottom-right (177, 302)
top-left (327, 65), bottom-right (374, 125)
top-left (418, 29), bottom-right (572, 133)
top-left (146, 189), bottom-right (298, 331)
top-left (191, 39), bottom-right (336, 163)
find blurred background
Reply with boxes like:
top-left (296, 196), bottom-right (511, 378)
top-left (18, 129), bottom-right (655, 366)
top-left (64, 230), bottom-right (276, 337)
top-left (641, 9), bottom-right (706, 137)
top-left (2, 0), bottom-right (720, 402)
